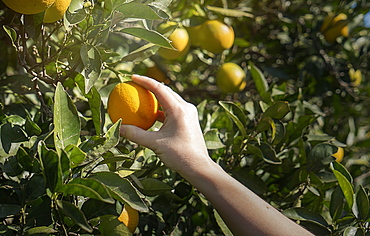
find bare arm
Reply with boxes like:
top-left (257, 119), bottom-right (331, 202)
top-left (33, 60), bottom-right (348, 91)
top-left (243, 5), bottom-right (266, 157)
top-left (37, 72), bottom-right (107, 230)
top-left (120, 75), bottom-right (314, 236)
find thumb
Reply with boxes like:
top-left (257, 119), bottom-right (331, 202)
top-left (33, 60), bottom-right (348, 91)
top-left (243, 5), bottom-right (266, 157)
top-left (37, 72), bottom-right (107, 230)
top-left (120, 125), bottom-right (156, 149)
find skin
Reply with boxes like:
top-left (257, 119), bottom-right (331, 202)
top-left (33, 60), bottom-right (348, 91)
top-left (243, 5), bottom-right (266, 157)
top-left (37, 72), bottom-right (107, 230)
top-left (120, 74), bottom-right (314, 236)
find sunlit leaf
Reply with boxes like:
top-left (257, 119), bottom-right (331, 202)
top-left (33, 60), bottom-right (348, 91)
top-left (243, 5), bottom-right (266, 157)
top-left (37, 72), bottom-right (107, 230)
top-left (262, 101), bottom-right (290, 119)
top-left (331, 167), bottom-right (354, 209)
top-left (54, 82), bottom-right (81, 154)
top-left (80, 45), bottom-right (102, 94)
top-left (204, 129), bottom-right (225, 149)
top-left (120, 27), bottom-right (173, 49)
top-left (206, 5), bottom-right (253, 18)
top-left (91, 172), bottom-right (148, 212)
top-left (25, 226), bottom-right (58, 235)
top-left (219, 101), bottom-right (247, 137)
top-left (58, 178), bottom-right (114, 204)
top-left (249, 61), bottom-right (271, 104)
top-left (116, 2), bottom-right (163, 20)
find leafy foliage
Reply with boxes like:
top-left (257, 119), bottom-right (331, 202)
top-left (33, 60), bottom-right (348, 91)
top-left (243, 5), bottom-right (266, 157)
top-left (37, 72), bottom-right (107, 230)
top-left (1, 0), bottom-right (370, 235)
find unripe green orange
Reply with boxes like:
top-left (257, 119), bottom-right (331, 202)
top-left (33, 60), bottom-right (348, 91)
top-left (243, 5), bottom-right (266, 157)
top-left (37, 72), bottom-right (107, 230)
top-left (216, 63), bottom-right (246, 93)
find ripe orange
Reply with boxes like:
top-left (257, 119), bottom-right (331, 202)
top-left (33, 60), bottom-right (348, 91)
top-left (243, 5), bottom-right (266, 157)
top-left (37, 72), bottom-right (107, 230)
top-left (3, 0), bottom-right (56, 15)
top-left (158, 28), bottom-right (190, 60)
top-left (118, 204), bottom-right (139, 233)
top-left (107, 81), bottom-right (159, 130)
top-left (332, 147), bottom-right (344, 162)
top-left (199, 20), bottom-right (234, 54)
top-left (43, 0), bottom-right (72, 23)
top-left (216, 63), bottom-right (246, 93)
top-left (145, 65), bottom-right (170, 84)
top-left (320, 13), bottom-right (348, 43)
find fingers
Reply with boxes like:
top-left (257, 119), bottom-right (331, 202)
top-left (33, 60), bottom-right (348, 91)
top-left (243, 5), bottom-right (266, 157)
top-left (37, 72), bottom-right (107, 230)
top-left (131, 74), bottom-right (185, 111)
top-left (120, 124), bottom-right (157, 149)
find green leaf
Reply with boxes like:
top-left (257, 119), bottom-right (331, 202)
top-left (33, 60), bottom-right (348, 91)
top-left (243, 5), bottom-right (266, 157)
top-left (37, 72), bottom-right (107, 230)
top-left (115, 2), bottom-right (163, 20)
top-left (307, 143), bottom-right (337, 172)
top-left (354, 185), bottom-right (369, 220)
top-left (54, 82), bottom-right (81, 155)
top-left (25, 116), bottom-right (42, 136)
top-left (1, 155), bottom-right (23, 177)
top-left (91, 172), bottom-right (148, 212)
top-left (256, 117), bottom-right (275, 137)
top-left (331, 161), bottom-right (353, 183)
top-left (58, 178), bottom-right (114, 204)
top-left (249, 61), bottom-right (271, 104)
top-left (24, 174), bottom-right (46, 202)
top-left (81, 199), bottom-right (117, 220)
top-left (118, 43), bottom-right (159, 62)
top-left (65, 144), bottom-right (86, 168)
top-left (139, 178), bottom-right (172, 196)
top-left (98, 215), bottom-right (132, 236)
top-left (121, 27), bottom-right (173, 49)
top-left (204, 129), bottom-right (225, 149)
top-left (56, 200), bottom-right (93, 233)
top-left (25, 226), bottom-right (58, 235)
top-left (3, 25), bottom-right (17, 49)
top-left (282, 207), bottom-right (328, 227)
top-left (38, 142), bottom-right (63, 192)
top-left (219, 101), bottom-right (247, 137)
top-left (206, 5), bottom-right (253, 18)
top-left (80, 45), bottom-right (102, 94)
top-left (331, 167), bottom-right (355, 209)
top-left (0, 204), bottom-right (22, 218)
top-left (74, 73), bottom-right (102, 135)
top-left (213, 209), bottom-right (233, 236)
top-left (343, 227), bottom-right (365, 236)
top-left (262, 101), bottom-right (290, 119)
top-left (247, 142), bottom-right (281, 164)
top-left (330, 186), bottom-right (345, 221)
top-left (0, 123), bottom-right (28, 155)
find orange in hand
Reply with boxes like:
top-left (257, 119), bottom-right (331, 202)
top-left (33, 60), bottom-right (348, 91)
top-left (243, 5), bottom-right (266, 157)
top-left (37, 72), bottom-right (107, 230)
top-left (108, 81), bottom-right (159, 130)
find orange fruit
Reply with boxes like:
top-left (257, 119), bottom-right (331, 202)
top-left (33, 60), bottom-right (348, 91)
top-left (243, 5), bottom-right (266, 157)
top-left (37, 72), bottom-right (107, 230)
top-left (3, 0), bottom-right (56, 15)
top-left (199, 20), bottom-right (234, 54)
top-left (145, 65), bottom-right (170, 84)
top-left (158, 28), bottom-right (190, 60)
top-left (216, 63), bottom-right (246, 93)
top-left (118, 204), bottom-right (139, 233)
top-left (320, 13), bottom-right (348, 43)
top-left (107, 81), bottom-right (159, 130)
top-left (43, 0), bottom-right (72, 23)
top-left (332, 147), bottom-right (344, 162)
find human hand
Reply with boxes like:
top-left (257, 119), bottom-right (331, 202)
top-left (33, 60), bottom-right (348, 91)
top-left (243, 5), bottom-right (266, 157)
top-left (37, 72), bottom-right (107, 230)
top-left (119, 75), bottom-right (213, 176)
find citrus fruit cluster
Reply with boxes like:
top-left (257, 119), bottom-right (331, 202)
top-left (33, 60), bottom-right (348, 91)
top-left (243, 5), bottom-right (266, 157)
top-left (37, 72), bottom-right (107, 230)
top-left (3, 0), bottom-right (72, 23)
top-left (107, 81), bottom-right (159, 130)
top-left (320, 13), bottom-right (349, 43)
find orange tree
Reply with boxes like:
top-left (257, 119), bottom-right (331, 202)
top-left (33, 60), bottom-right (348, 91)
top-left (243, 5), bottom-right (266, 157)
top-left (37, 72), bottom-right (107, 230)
top-left (1, 0), bottom-right (370, 235)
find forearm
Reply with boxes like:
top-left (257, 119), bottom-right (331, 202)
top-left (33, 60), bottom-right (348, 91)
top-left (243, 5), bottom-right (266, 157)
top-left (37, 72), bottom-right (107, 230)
top-left (179, 157), bottom-right (314, 236)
